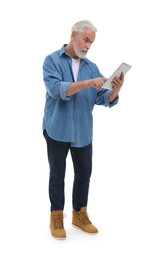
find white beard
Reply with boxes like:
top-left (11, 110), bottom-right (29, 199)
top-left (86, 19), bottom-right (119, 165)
top-left (73, 42), bottom-right (87, 59)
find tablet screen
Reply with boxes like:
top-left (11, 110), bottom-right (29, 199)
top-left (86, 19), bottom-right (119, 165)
top-left (102, 62), bottom-right (132, 90)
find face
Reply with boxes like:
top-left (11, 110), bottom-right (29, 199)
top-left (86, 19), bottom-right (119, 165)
top-left (72, 28), bottom-right (96, 59)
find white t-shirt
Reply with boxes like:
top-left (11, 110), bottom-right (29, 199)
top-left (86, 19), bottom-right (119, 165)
top-left (71, 58), bottom-right (80, 81)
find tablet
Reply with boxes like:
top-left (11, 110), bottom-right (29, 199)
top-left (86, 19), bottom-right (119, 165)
top-left (102, 62), bottom-right (132, 90)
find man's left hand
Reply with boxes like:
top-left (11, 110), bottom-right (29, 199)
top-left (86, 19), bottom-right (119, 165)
top-left (109, 72), bottom-right (124, 102)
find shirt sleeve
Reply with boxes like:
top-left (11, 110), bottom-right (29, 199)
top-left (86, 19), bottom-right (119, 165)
top-left (95, 88), bottom-right (119, 107)
top-left (43, 55), bottom-right (71, 101)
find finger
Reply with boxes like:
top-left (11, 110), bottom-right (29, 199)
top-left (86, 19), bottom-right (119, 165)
top-left (96, 79), bottom-right (104, 86)
top-left (112, 80), bottom-right (122, 89)
top-left (120, 72), bottom-right (124, 81)
top-left (101, 77), bottom-right (108, 81)
top-left (112, 76), bottom-right (122, 85)
top-left (111, 82), bottom-right (120, 90)
top-left (113, 76), bottom-right (123, 85)
top-left (114, 77), bottom-right (121, 84)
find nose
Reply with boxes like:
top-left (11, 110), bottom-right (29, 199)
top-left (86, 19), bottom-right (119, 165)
top-left (86, 42), bottom-right (91, 49)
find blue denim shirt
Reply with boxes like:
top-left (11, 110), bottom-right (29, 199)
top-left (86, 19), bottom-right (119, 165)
top-left (42, 45), bottom-right (119, 147)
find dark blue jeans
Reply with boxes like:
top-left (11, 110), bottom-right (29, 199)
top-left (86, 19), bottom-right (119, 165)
top-left (43, 130), bottom-right (92, 211)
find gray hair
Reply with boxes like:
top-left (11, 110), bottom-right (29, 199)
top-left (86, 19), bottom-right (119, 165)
top-left (71, 20), bottom-right (97, 33)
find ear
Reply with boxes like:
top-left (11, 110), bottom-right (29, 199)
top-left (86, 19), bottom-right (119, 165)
top-left (71, 31), bottom-right (76, 39)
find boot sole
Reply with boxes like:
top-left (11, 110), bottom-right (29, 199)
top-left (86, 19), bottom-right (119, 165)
top-left (72, 224), bottom-right (99, 234)
top-left (51, 235), bottom-right (67, 240)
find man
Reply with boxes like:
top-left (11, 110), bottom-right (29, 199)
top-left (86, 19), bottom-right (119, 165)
top-left (42, 20), bottom-right (124, 239)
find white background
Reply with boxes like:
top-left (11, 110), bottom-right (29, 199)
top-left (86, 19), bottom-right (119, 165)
top-left (0, 0), bottom-right (148, 259)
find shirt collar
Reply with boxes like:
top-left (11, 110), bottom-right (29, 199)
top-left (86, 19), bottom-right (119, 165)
top-left (59, 44), bottom-right (89, 64)
top-left (59, 44), bottom-right (68, 56)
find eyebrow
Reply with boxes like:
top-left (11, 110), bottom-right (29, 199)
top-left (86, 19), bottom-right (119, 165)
top-left (84, 37), bottom-right (94, 44)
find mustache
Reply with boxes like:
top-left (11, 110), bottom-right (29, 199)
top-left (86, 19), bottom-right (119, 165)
top-left (81, 48), bottom-right (88, 52)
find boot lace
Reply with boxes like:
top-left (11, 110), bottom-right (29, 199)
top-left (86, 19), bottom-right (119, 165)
top-left (52, 213), bottom-right (66, 230)
top-left (78, 212), bottom-right (92, 226)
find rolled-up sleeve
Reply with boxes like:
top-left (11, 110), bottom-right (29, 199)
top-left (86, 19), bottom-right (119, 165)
top-left (43, 56), bottom-right (71, 101)
top-left (60, 82), bottom-right (71, 101)
top-left (95, 88), bottom-right (119, 107)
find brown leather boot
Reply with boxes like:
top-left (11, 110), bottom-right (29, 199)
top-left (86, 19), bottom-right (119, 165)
top-left (72, 206), bottom-right (98, 233)
top-left (50, 210), bottom-right (66, 239)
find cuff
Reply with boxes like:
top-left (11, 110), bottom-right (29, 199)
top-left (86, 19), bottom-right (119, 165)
top-left (107, 91), bottom-right (119, 107)
top-left (60, 82), bottom-right (71, 101)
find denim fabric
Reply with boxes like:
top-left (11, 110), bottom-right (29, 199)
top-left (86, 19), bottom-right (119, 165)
top-left (43, 130), bottom-right (92, 211)
top-left (42, 45), bottom-right (119, 147)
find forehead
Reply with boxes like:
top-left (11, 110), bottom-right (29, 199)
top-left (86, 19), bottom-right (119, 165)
top-left (80, 28), bottom-right (96, 41)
